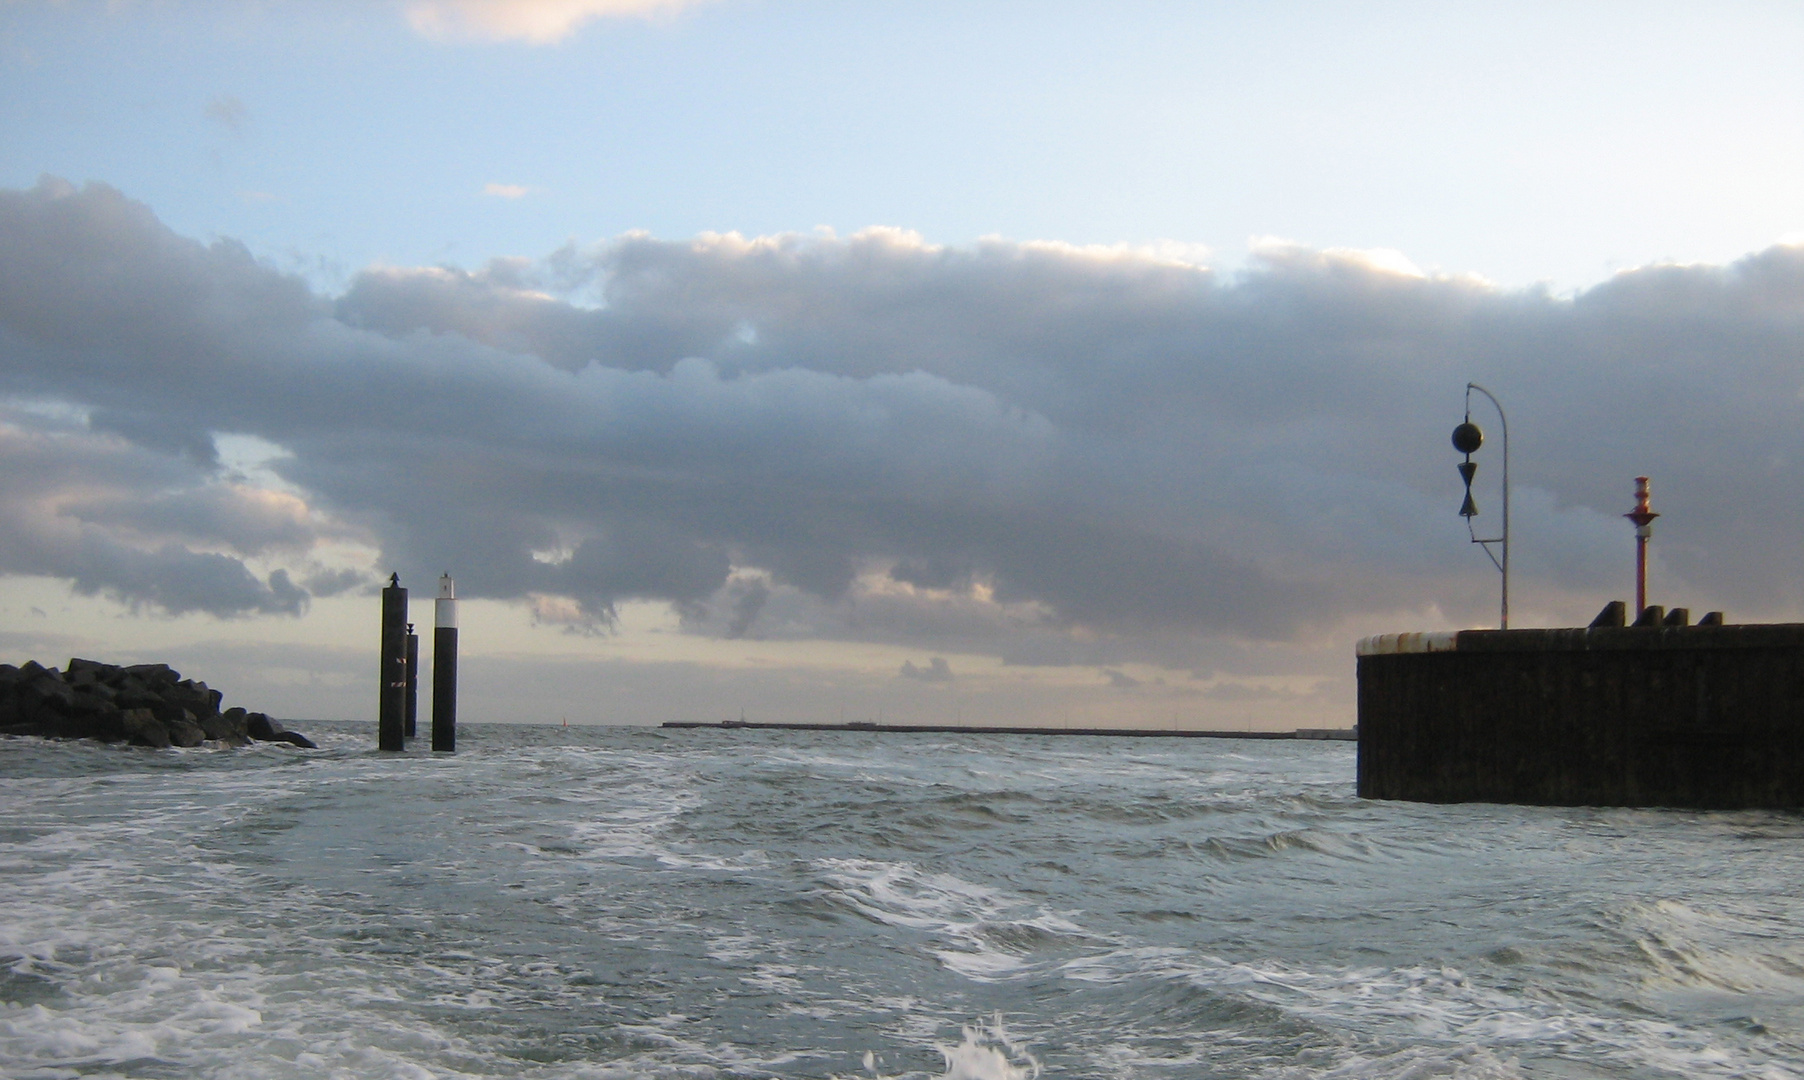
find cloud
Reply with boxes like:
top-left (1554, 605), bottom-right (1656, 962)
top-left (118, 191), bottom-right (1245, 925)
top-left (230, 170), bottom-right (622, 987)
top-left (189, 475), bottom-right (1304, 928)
top-left (0, 407), bottom-right (321, 617)
top-left (482, 183), bottom-right (530, 199)
top-left (722, 578), bottom-right (768, 638)
top-left (3, 176), bottom-right (1803, 657)
top-left (64, 482), bottom-right (317, 554)
top-left (1103, 668), bottom-right (1140, 689)
top-left (899, 657), bottom-right (954, 683)
top-left (406, 0), bottom-right (711, 44)
top-left (205, 95), bottom-right (248, 134)
top-left (300, 567), bottom-right (368, 598)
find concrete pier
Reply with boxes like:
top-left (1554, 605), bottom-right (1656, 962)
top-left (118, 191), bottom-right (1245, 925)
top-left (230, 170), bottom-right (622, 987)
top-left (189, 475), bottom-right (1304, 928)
top-left (1357, 621), bottom-right (1804, 808)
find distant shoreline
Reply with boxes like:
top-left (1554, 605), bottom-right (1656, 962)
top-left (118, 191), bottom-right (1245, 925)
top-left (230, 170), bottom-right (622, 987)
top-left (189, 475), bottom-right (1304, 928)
top-left (663, 720), bottom-right (1355, 741)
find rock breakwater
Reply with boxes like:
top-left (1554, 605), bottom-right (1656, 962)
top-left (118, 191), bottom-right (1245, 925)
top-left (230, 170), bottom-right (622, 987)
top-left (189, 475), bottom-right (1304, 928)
top-left (0, 659), bottom-right (314, 749)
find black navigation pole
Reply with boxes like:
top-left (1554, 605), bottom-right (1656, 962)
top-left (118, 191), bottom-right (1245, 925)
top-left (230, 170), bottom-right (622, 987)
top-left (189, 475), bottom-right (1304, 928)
top-left (1453, 382), bottom-right (1511, 629)
top-left (379, 573), bottom-right (408, 750)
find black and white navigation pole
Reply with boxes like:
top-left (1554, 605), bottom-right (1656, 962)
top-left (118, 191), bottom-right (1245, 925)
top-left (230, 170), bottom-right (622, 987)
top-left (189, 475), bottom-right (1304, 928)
top-left (432, 573), bottom-right (458, 753)
top-left (379, 573), bottom-right (408, 751)
top-left (404, 623), bottom-right (419, 740)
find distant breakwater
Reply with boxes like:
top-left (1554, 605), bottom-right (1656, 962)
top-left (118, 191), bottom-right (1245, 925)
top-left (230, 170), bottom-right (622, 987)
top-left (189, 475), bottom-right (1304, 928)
top-left (664, 720), bottom-right (1355, 740)
top-left (0, 659), bottom-right (313, 749)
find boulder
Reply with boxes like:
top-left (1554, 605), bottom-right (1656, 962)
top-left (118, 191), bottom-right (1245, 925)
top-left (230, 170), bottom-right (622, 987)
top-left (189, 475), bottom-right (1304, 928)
top-left (77, 680), bottom-right (119, 703)
top-left (167, 679), bottom-right (219, 719)
top-left (0, 659), bottom-right (309, 750)
top-left (201, 710), bottom-right (250, 744)
top-left (87, 702), bottom-right (129, 742)
top-left (165, 713), bottom-right (207, 748)
top-left (19, 672), bottom-right (75, 712)
top-left (50, 693), bottom-right (126, 742)
top-left (121, 707), bottom-right (171, 748)
top-left (114, 685), bottom-right (165, 712)
top-left (150, 699), bottom-right (194, 727)
top-left (244, 712), bottom-right (317, 748)
top-left (124, 663), bottom-right (179, 687)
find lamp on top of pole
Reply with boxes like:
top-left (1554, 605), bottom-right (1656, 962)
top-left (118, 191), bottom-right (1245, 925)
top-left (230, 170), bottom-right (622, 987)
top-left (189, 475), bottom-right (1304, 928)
top-left (1624, 476), bottom-right (1657, 618)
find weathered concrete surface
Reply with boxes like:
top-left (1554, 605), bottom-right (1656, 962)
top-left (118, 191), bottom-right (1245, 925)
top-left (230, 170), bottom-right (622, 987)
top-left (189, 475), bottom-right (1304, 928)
top-left (1356, 625), bottom-right (1804, 808)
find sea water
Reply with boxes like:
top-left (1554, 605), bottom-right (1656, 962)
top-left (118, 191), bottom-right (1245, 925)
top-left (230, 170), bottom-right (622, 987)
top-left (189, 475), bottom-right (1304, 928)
top-left (1, 723), bottom-right (1801, 1079)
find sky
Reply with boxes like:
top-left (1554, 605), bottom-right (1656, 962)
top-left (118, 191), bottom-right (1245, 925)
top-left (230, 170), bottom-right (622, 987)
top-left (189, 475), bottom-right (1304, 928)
top-left (1, 0), bottom-right (1801, 729)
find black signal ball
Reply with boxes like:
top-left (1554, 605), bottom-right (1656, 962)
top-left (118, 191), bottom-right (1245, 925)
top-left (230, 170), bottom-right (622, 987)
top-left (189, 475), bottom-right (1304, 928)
top-left (1452, 421), bottom-right (1483, 455)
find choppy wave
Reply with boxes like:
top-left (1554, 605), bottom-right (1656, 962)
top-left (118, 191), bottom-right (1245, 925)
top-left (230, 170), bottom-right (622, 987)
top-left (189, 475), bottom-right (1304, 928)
top-left (3, 725), bottom-right (1802, 1078)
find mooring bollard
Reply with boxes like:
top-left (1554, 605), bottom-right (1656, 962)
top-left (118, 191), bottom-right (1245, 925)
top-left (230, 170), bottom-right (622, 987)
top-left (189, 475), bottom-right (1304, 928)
top-left (379, 573), bottom-right (408, 751)
top-left (404, 623), bottom-right (419, 739)
top-left (432, 573), bottom-right (458, 752)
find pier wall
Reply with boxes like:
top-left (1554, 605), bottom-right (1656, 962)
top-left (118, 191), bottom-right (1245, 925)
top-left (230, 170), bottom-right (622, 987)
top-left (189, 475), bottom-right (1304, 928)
top-left (1356, 625), bottom-right (1804, 807)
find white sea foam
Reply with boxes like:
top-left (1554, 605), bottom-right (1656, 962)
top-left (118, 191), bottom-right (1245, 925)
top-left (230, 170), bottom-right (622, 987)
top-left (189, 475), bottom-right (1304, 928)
top-left (3, 729), bottom-right (1799, 1079)
top-left (1059, 946), bottom-right (1802, 1079)
top-left (844, 1017), bottom-right (1041, 1080)
top-left (816, 858), bottom-right (1093, 980)
top-left (934, 1019), bottom-right (1040, 1080)
top-left (1624, 897), bottom-right (1804, 997)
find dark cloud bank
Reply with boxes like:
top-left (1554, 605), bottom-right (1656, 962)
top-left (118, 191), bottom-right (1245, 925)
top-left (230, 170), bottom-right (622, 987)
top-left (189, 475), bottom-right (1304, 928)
top-left (2, 177), bottom-right (1801, 667)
